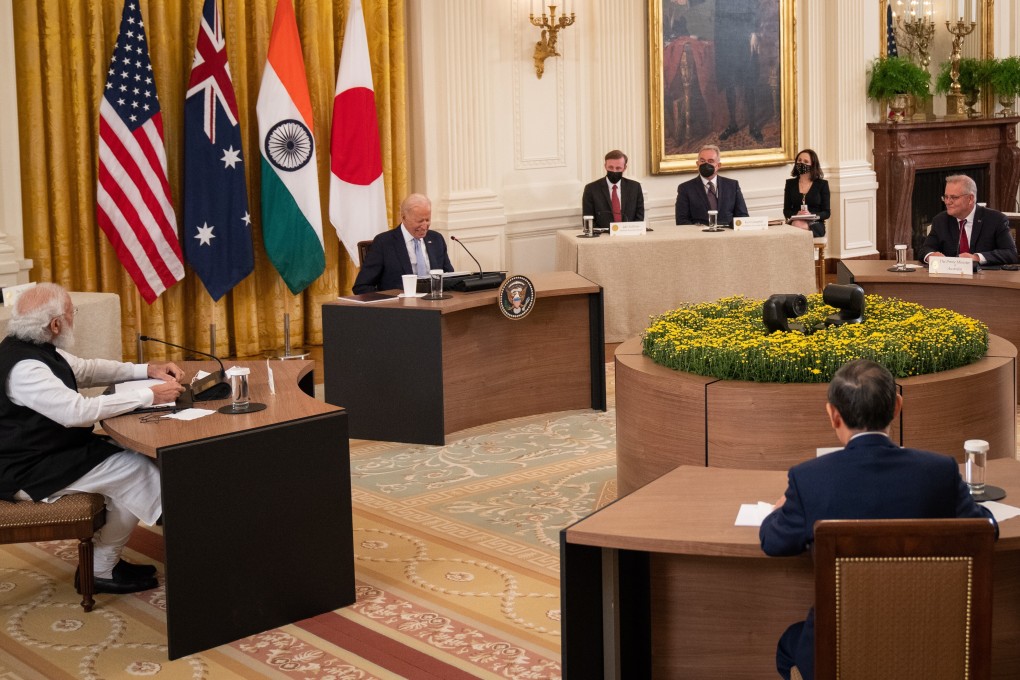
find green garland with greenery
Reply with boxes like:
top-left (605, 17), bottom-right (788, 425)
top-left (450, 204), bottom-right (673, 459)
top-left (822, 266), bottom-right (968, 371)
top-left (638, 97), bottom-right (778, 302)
top-left (642, 294), bottom-right (988, 383)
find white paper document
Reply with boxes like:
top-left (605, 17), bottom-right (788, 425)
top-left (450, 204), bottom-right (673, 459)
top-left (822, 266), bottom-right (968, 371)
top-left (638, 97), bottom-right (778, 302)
top-left (979, 500), bottom-right (1020, 524)
top-left (162, 408), bottom-right (216, 421)
top-left (735, 501), bottom-right (776, 527)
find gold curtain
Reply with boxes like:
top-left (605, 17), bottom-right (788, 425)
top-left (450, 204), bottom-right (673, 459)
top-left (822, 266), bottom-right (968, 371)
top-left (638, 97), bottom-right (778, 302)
top-left (12, 0), bottom-right (407, 359)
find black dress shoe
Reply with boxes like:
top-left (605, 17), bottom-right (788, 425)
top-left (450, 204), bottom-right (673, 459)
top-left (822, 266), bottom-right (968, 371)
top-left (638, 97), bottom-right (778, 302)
top-left (750, 127), bottom-right (764, 143)
top-left (719, 124), bottom-right (739, 141)
top-left (75, 566), bottom-right (158, 595)
top-left (113, 559), bottom-right (157, 579)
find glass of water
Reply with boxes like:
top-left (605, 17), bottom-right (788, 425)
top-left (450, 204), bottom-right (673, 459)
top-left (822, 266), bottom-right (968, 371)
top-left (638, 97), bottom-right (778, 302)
top-left (964, 439), bottom-right (988, 495)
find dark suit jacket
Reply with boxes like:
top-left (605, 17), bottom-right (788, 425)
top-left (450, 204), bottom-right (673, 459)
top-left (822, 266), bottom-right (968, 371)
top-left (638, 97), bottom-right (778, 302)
top-left (581, 177), bottom-right (645, 229)
top-left (783, 178), bottom-right (830, 237)
top-left (759, 434), bottom-right (996, 680)
top-left (674, 175), bottom-right (749, 226)
top-left (916, 205), bottom-right (1018, 265)
top-left (352, 226), bottom-right (454, 294)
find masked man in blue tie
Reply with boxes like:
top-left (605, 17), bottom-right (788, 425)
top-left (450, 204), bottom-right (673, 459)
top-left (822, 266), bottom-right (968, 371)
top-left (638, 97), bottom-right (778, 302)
top-left (674, 144), bottom-right (749, 226)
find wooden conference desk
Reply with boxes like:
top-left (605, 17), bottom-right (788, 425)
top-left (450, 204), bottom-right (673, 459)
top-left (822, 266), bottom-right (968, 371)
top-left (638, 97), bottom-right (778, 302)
top-left (561, 460), bottom-right (1020, 680)
top-left (322, 271), bottom-right (606, 445)
top-left (838, 259), bottom-right (1020, 402)
top-left (102, 361), bottom-right (354, 659)
top-left (555, 225), bottom-right (816, 343)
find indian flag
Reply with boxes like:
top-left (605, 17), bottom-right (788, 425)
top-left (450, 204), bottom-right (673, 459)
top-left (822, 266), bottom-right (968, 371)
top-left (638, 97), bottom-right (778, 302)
top-left (256, 0), bottom-right (324, 294)
top-left (329, 0), bottom-right (388, 266)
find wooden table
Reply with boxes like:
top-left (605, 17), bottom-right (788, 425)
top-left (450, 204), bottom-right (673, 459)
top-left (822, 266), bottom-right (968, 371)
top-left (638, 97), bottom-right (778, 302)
top-left (561, 460), bottom-right (1020, 680)
top-left (838, 259), bottom-right (1020, 402)
top-left (555, 225), bottom-right (816, 343)
top-left (322, 271), bottom-right (606, 445)
top-left (102, 361), bottom-right (353, 659)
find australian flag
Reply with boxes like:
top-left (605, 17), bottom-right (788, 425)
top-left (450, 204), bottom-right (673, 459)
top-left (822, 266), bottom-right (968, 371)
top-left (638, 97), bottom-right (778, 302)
top-left (184, 0), bottom-right (253, 301)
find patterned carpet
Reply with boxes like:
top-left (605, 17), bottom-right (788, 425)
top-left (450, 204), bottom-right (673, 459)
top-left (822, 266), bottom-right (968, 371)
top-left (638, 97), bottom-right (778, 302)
top-left (0, 367), bottom-right (617, 679)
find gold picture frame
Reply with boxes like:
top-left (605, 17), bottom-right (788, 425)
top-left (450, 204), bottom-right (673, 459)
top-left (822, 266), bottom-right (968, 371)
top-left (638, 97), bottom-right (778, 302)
top-left (649, 0), bottom-right (797, 173)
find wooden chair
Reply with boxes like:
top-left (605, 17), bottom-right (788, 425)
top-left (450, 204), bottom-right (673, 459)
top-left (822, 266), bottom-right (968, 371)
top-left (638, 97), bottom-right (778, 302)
top-left (0, 493), bottom-right (107, 612)
top-left (810, 518), bottom-right (995, 680)
top-left (357, 240), bottom-right (373, 265)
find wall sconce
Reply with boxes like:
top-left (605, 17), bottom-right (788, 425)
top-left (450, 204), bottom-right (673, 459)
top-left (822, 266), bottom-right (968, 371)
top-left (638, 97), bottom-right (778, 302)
top-left (529, 5), bottom-right (576, 79)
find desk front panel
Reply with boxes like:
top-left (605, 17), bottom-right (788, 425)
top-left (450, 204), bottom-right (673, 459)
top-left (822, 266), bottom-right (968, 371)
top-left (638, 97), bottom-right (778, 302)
top-left (557, 226), bottom-right (816, 342)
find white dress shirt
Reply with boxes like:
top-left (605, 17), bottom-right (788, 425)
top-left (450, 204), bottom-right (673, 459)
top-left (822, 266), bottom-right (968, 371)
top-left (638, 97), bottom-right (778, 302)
top-left (7, 349), bottom-right (152, 428)
top-left (401, 224), bottom-right (431, 272)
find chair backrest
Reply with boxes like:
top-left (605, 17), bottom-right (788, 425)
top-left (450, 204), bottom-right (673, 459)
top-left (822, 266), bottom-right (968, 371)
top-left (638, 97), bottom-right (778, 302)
top-left (813, 518), bottom-right (995, 680)
top-left (357, 240), bottom-right (373, 265)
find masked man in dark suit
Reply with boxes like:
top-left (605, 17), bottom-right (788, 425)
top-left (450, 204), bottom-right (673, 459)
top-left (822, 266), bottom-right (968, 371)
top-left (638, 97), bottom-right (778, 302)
top-left (916, 174), bottom-right (1018, 265)
top-left (674, 144), bottom-right (749, 226)
top-left (581, 150), bottom-right (645, 230)
top-left (759, 359), bottom-right (996, 680)
top-left (352, 194), bottom-right (455, 294)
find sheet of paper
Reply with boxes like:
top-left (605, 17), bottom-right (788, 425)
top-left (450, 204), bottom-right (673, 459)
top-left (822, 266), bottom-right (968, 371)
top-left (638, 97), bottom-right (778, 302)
top-left (979, 500), bottom-right (1020, 523)
top-left (266, 359), bottom-right (276, 395)
top-left (114, 378), bottom-right (163, 393)
top-left (162, 408), bottom-right (216, 421)
top-left (735, 501), bottom-right (776, 527)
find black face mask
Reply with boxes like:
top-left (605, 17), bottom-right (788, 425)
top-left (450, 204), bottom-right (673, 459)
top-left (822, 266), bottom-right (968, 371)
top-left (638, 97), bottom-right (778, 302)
top-left (795, 162), bottom-right (812, 175)
top-left (698, 163), bottom-right (716, 179)
top-left (606, 171), bottom-right (624, 184)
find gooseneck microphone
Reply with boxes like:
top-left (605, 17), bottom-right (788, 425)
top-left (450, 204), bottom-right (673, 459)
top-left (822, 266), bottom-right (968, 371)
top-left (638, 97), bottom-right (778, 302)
top-left (450, 235), bottom-right (483, 273)
top-left (447, 236), bottom-right (506, 292)
top-left (138, 335), bottom-right (231, 401)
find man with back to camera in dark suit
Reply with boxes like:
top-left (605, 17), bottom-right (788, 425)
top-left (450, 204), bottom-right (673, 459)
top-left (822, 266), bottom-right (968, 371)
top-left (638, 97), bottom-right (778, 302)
top-left (759, 359), bottom-right (997, 680)
top-left (0, 283), bottom-right (186, 595)
top-left (352, 193), bottom-right (455, 294)
top-left (916, 173), bottom-right (1018, 265)
top-left (581, 149), bottom-right (645, 230)
top-left (674, 144), bottom-right (749, 226)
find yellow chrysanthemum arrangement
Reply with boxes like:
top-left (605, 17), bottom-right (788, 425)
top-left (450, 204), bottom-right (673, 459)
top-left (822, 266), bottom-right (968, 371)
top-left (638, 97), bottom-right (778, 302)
top-left (642, 294), bottom-right (988, 383)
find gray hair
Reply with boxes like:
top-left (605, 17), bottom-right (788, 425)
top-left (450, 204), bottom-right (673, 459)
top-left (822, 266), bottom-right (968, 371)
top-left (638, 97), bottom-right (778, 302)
top-left (400, 193), bottom-right (431, 216)
top-left (6, 283), bottom-right (68, 345)
top-left (699, 144), bottom-right (722, 158)
top-left (946, 174), bottom-right (977, 196)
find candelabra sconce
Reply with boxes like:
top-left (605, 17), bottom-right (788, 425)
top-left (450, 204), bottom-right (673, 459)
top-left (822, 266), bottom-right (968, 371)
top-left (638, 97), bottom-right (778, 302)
top-left (530, 5), bottom-right (575, 79)
top-left (944, 18), bottom-right (976, 119)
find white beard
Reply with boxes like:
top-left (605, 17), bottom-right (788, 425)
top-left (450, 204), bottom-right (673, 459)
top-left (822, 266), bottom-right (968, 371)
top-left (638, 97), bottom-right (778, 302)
top-left (52, 326), bottom-right (75, 351)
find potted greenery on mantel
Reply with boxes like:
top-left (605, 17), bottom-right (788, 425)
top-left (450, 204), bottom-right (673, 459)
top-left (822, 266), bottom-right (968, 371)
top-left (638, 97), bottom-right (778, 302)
top-left (988, 56), bottom-right (1020, 118)
top-left (935, 57), bottom-right (994, 118)
top-left (866, 56), bottom-right (932, 123)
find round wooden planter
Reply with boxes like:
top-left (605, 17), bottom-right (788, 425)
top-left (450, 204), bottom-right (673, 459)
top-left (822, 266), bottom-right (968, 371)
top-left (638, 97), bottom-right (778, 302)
top-left (615, 335), bottom-right (1017, 495)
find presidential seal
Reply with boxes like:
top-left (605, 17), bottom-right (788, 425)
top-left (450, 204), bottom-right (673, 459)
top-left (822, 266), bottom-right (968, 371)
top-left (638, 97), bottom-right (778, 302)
top-left (498, 275), bottom-right (535, 320)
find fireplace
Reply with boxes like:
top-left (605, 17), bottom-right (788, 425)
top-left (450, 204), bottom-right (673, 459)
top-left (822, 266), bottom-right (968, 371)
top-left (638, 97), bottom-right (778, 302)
top-left (910, 165), bottom-right (989, 253)
top-left (868, 117), bottom-right (1020, 259)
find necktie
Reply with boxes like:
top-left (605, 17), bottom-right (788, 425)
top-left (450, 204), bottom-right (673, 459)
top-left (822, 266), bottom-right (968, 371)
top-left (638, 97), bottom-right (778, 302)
top-left (414, 238), bottom-right (429, 276)
top-left (959, 219), bottom-right (970, 254)
top-left (707, 181), bottom-right (718, 211)
top-left (611, 184), bottom-right (622, 223)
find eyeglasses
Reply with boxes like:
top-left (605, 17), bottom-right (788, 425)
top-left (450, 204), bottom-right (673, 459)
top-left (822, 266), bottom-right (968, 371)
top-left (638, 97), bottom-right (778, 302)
top-left (942, 194), bottom-right (972, 203)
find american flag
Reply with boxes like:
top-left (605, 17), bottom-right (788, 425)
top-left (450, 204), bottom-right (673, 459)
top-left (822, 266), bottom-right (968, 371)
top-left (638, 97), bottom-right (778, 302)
top-left (183, 0), bottom-right (253, 301)
top-left (886, 4), bottom-right (898, 57)
top-left (96, 1), bottom-right (184, 304)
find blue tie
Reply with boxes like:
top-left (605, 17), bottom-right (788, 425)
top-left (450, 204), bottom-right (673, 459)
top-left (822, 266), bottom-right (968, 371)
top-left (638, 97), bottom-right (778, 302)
top-left (414, 238), bottom-right (428, 277)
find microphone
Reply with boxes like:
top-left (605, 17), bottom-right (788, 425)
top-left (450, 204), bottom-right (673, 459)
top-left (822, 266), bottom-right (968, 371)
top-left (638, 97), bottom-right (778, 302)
top-left (448, 236), bottom-right (506, 292)
top-left (138, 335), bottom-right (231, 401)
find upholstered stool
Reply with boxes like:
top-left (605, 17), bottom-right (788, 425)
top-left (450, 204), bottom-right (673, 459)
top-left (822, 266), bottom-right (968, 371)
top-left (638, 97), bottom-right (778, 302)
top-left (0, 494), bottom-right (107, 611)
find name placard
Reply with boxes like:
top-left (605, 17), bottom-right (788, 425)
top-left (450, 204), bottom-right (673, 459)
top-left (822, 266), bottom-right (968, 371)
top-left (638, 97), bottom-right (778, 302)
top-left (609, 221), bottom-right (647, 237)
top-left (928, 256), bottom-right (974, 276)
top-left (733, 216), bottom-right (769, 231)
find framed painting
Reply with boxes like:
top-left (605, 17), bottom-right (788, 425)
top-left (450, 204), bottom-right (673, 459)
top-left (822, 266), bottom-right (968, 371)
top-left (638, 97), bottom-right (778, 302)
top-left (649, 0), bottom-right (797, 173)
